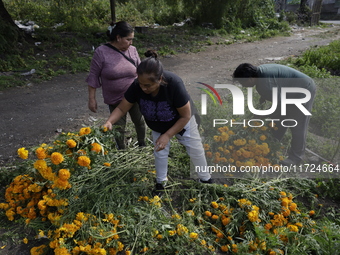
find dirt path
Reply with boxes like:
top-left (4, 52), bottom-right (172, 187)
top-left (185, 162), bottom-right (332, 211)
top-left (1, 24), bottom-right (340, 166)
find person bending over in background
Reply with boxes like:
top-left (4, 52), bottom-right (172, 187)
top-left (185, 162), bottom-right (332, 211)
top-left (232, 63), bottom-right (316, 166)
top-left (103, 50), bottom-right (213, 194)
top-left (86, 21), bottom-right (146, 149)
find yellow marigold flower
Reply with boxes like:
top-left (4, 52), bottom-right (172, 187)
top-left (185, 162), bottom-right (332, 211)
top-left (189, 198), bottom-right (196, 203)
top-left (238, 198), bottom-right (252, 208)
top-left (18, 147), bottom-right (29, 159)
top-left (58, 169), bottom-right (70, 181)
top-left (79, 127), bottom-right (91, 136)
top-left (211, 201), bottom-right (218, 208)
top-left (77, 156), bottom-right (91, 167)
top-left (30, 244), bottom-right (47, 255)
top-left (186, 210), bottom-right (195, 216)
top-left (35, 147), bottom-right (47, 159)
top-left (200, 240), bottom-right (207, 246)
top-left (279, 191), bottom-right (287, 197)
top-left (208, 245), bottom-right (215, 252)
top-left (23, 238), bottom-right (28, 244)
top-left (66, 139), bottom-right (77, 148)
top-left (172, 214), bottom-right (181, 219)
top-left (51, 152), bottom-right (64, 165)
top-left (296, 222), bottom-right (303, 228)
top-left (189, 232), bottom-right (198, 239)
top-left (34, 160), bottom-right (48, 171)
top-left (213, 135), bottom-right (221, 142)
top-left (281, 197), bottom-right (290, 207)
top-left (53, 178), bottom-right (71, 190)
top-left (91, 142), bottom-right (102, 153)
top-left (176, 224), bottom-right (188, 236)
top-left (248, 209), bottom-right (260, 222)
top-left (156, 234), bottom-right (163, 239)
top-left (288, 224), bottom-right (299, 232)
top-left (168, 230), bottom-right (176, 236)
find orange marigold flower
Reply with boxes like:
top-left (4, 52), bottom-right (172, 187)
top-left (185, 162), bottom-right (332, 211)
top-left (18, 147), bottom-right (29, 159)
top-left (222, 217), bottom-right (231, 226)
top-left (211, 214), bottom-right (219, 220)
top-left (79, 127), bottom-right (91, 136)
top-left (77, 156), bottom-right (91, 167)
top-left (91, 142), bottom-right (102, 153)
top-left (259, 135), bottom-right (267, 141)
top-left (204, 211), bottom-right (212, 217)
top-left (50, 152), bottom-right (64, 165)
top-left (211, 201), bottom-right (219, 208)
top-left (58, 169), bottom-right (70, 181)
top-left (66, 139), bottom-right (77, 148)
top-left (34, 160), bottom-right (48, 171)
top-left (309, 210), bottom-right (315, 216)
top-left (35, 147), bottom-right (47, 159)
top-left (221, 245), bottom-right (229, 252)
top-left (104, 162), bottom-right (111, 167)
top-left (265, 223), bottom-right (273, 230)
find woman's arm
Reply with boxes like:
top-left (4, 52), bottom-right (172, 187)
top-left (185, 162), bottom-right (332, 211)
top-left (103, 98), bottom-right (134, 130)
top-left (88, 86), bottom-right (97, 112)
top-left (155, 101), bottom-right (191, 151)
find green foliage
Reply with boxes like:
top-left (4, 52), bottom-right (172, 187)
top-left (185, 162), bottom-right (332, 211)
top-left (294, 41), bottom-right (340, 75)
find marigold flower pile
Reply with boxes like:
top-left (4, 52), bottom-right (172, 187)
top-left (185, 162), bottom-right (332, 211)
top-left (204, 123), bottom-right (284, 170)
top-left (0, 125), bottom-right (325, 254)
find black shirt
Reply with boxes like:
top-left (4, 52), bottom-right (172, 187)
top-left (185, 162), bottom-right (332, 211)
top-left (125, 71), bottom-right (189, 134)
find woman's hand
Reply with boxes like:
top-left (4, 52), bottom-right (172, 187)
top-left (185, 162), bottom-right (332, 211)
top-left (155, 133), bottom-right (171, 151)
top-left (103, 121), bottom-right (113, 131)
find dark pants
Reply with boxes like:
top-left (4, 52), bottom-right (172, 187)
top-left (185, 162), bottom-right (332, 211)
top-left (272, 85), bottom-right (316, 163)
top-left (109, 103), bottom-right (146, 149)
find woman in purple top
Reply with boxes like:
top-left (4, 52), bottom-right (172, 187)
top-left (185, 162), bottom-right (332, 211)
top-left (86, 21), bottom-right (146, 149)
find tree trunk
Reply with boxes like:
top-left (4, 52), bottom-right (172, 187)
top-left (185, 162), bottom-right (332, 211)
top-left (311, 0), bottom-right (323, 25)
top-left (0, 0), bottom-right (25, 55)
top-left (0, 0), bottom-right (16, 27)
top-left (300, 0), bottom-right (308, 12)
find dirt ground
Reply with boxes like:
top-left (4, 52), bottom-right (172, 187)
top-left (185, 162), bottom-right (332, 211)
top-left (1, 24), bottom-right (340, 167)
top-left (1, 23), bottom-right (340, 255)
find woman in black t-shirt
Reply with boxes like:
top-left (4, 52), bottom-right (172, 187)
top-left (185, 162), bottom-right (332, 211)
top-left (104, 50), bottom-right (212, 194)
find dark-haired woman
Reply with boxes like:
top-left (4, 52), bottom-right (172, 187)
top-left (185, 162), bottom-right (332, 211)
top-left (86, 21), bottom-right (146, 149)
top-left (103, 50), bottom-right (212, 193)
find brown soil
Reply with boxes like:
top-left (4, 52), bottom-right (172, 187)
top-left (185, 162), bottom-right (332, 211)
top-left (0, 24), bottom-right (340, 254)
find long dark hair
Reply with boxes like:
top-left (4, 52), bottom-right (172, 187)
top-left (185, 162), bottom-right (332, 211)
top-left (137, 50), bottom-right (164, 83)
top-left (106, 21), bottom-right (134, 42)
